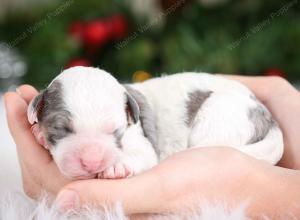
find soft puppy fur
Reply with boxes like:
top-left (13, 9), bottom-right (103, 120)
top-left (0, 192), bottom-right (251, 220)
top-left (27, 66), bottom-right (283, 180)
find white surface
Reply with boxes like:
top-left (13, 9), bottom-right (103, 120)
top-left (0, 193), bottom-right (251, 220)
top-left (0, 95), bottom-right (22, 195)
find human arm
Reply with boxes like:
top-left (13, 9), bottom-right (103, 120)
top-left (56, 147), bottom-right (300, 219)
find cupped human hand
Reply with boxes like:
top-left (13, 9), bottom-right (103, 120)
top-left (4, 85), bottom-right (70, 199)
top-left (56, 147), bottom-right (300, 218)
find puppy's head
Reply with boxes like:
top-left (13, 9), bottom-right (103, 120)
top-left (27, 66), bottom-right (140, 179)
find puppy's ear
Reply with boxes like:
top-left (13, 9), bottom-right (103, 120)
top-left (27, 90), bottom-right (45, 125)
top-left (125, 90), bottom-right (140, 124)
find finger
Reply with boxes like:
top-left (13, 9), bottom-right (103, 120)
top-left (17, 84), bottom-right (39, 104)
top-left (4, 92), bottom-right (32, 135)
top-left (56, 174), bottom-right (161, 215)
top-left (21, 166), bottom-right (43, 199)
top-left (3, 92), bottom-right (52, 165)
top-left (4, 91), bottom-right (70, 195)
top-left (218, 74), bottom-right (266, 92)
top-left (218, 74), bottom-right (298, 104)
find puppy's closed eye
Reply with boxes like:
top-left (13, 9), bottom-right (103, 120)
top-left (113, 127), bottom-right (126, 139)
top-left (113, 127), bottom-right (126, 149)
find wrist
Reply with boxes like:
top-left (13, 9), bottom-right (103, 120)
top-left (121, 171), bottom-right (164, 215)
top-left (246, 165), bottom-right (300, 218)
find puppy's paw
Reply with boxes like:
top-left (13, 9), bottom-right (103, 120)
top-left (97, 162), bottom-right (133, 179)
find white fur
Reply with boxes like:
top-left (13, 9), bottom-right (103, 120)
top-left (27, 67), bottom-right (283, 178)
top-left (2, 192), bottom-right (298, 219)
top-left (2, 192), bottom-right (300, 219)
top-left (0, 192), bottom-right (255, 220)
top-left (46, 67), bottom-right (158, 178)
top-left (53, 67), bottom-right (128, 134)
top-left (131, 72), bottom-right (283, 163)
top-left (120, 122), bottom-right (158, 175)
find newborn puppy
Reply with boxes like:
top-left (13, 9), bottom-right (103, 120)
top-left (27, 67), bottom-right (284, 180)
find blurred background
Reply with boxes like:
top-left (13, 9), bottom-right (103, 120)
top-left (0, 0), bottom-right (299, 194)
top-left (0, 0), bottom-right (300, 91)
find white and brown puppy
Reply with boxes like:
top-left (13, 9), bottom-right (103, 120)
top-left (27, 66), bottom-right (284, 180)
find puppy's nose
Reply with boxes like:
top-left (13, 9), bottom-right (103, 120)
top-left (81, 158), bottom-right (102, 173)
top-left (80, 147), bottom-right (103, 173)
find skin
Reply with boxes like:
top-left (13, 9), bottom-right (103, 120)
top-left (4, 75), bottom-right (300, 218)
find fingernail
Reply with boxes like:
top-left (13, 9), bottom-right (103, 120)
top-left (55, 189), bottom-right (80, 211)
top-left (16, 88), bottom-right (21, 96)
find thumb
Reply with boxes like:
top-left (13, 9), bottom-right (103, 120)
top-left (17, 84), bottom-right (39, 104)
top-left (4, 92), bottom-right (52, 165)
top-left (55, 174), bottom-right (162, 215)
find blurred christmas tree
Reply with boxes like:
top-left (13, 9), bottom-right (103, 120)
top-left (0, 0), bottom-right (299, 89)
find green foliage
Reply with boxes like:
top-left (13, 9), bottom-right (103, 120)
top-left (0, 0), bottom-right (299, 88)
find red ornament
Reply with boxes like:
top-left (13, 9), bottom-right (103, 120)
top-left (65, 58), bottom-right (91, 69)
top-left (83, 20), bottom-right (111, 49)
top-left (265, 68), bottom-right (286, 78)
top-left (68, 21), bottom-right (85, 41)
top-left (107, 15), bottom-right (129, 40)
